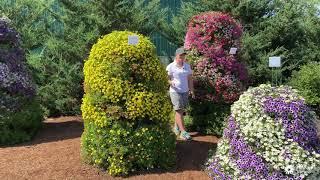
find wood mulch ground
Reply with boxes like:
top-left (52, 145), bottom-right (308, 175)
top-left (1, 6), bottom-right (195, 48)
top-left (0, 116), bottom-right (219, 180)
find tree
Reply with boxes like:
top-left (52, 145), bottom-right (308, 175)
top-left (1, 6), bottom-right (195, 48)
top-left (90, 0), bottom-right (166, 36)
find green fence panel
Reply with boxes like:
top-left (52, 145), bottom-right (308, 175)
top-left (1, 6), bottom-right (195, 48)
top-left (151, 0), bottom-right (181, 59)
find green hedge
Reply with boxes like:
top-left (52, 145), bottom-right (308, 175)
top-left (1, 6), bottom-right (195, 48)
top-left (289, 62), bottom-right (320, 115)
top-left (185, 101), bottom-right (230, 136)
top-left (0, 99), bottom-right (42, 145)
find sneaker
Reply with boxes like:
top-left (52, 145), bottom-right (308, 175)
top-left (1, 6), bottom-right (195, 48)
top-left (180, 131), bottom-right (192, 140)
top-left (173, 125), bottom-right (180, 136)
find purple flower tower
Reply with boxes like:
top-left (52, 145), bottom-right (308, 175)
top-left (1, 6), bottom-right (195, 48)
top-left (0, 18), bottom-right (42, 145)
top-left (206, 84), bottom-right (320, 179)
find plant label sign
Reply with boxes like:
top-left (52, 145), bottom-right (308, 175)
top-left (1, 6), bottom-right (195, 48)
top-left (269, 57), bottom-right (281, 67)
top-left (229, 47), bottom-right (237, 55)
top-left (128, 35), bottom-right (139, 45)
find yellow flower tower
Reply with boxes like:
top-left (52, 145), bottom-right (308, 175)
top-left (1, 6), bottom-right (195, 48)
top-left (81, 31), bottom-right (175, 176)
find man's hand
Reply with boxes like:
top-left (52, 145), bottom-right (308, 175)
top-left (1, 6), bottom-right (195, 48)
top-left (190, 91), bottom-right (195, 99)
top-left (169, 80), bottom-right (175, 87)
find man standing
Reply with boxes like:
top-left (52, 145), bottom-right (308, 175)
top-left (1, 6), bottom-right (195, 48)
top-left (166, 47), bottom-right (195, 140)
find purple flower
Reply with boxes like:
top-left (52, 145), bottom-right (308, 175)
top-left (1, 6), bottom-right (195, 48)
top-left (0, 19), bottom-right (36, 110)
top-left (208, 116), bottom-right (303, 179)
top-left (263, 98), bottom-right (320, 153)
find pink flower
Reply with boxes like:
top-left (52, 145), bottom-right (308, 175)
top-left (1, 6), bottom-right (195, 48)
top-left (184, 12), bottom-right (243, 59)
top-left (193, 57), bottom-right (248, 103)
top-left (185, 12), bottom-right (247, 104)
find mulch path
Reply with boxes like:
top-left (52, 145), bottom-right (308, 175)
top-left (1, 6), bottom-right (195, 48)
top-left (0, 116), bottom-right (218, 180)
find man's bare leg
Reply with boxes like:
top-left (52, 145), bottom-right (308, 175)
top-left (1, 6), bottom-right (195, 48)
top-left (175, 110), bottom-right (186, 132)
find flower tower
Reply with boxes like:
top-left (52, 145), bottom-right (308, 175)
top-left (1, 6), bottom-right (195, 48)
top-left (206, 84), bottom-right (320, 179)
top-left (0, 18), bottom-right (42, 145)
top-left (183, 12), bottom-right (248, 135)
top-left (81, 31), bottom-right (176, 176)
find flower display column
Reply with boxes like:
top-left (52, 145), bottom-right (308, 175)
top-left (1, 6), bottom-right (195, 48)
top-left (0, 19), bottom-right (42, 145)
top-left (184, 12), bottom-right (248, 135)
top-left (81, 31), bottom-right (176, 176)
top-left (206, 84), bottom-right (320, 179)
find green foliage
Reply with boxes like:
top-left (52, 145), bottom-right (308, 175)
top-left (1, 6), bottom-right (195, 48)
top-left (27, 53), bottom-right (83, 116)
top-left (185, 101), bottom-right (230, 136)
top-left (289, 62), bottom-right (320, 114)
top-left (91, 0), bottom-right (166, 36)
top-left (81, 31), bottom-right (175, 176)
top-left (81, 121), bottom-right (176, 175)
top-left (0, 97), bottom-right (42, 145)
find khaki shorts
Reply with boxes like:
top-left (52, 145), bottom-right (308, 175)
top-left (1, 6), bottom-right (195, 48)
top-left (169, 92), bottom-right (189, 111)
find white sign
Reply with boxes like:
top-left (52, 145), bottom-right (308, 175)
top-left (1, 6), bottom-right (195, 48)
top-left (128, 35), bottom-right (139, 45)
top-left (229, 47), bottom-right (237, 55)
top-left (269, 57), bottom-right (281, 67)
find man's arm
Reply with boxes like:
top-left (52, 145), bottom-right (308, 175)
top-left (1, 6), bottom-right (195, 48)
top-left (168, 75), bottom-right (174, 87)
top-left (188, 74), bottom-right (195, 98)
top-left (166, 64), bottom-right (174, 87)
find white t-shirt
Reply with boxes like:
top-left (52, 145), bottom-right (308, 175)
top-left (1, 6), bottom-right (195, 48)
top-left (166, 61), bottom-right (192, 93)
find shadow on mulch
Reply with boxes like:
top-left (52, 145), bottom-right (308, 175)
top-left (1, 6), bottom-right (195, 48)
top-left (175, 139), bottom-right (217, 171)
top-left (127, 136), bottom-right (218, 177)
top-left (2, 117), bottom-right (84, 148)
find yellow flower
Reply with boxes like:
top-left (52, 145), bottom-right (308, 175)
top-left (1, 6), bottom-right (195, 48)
top-left (81, 31), bottom-right (175, 176)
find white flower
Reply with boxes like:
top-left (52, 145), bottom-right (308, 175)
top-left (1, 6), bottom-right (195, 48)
top-left (285, 165), bottom-right (294, 174)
